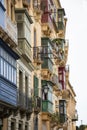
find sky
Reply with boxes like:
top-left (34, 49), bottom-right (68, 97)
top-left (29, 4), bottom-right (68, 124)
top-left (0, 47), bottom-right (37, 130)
top-left (60, 0), bottom-right (87, 126)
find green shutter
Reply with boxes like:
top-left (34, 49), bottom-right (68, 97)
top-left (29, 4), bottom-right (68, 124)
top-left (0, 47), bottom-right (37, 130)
top-left (34, 76), bottom-right (38, 96)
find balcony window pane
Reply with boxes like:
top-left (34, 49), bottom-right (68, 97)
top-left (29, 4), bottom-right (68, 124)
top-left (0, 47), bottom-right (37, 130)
top-left (6, 63), bottom-right (9, 80)
top-left (8, 65), bottom-right (12, 81)
top-left (1, 58), bottom-right (4, 75)
top-left (24, 24), bottom-right (31, 44)
top-left (34, 75), bottom-right (38, 96)
top-left (25, 75), bottom-right (28, 95)
top-left (17, 23), bottom-right (24, 38)
top-left (19, 70), bottom-right (23, 91)
top-left (34, 29), bottom-right (36, 47)
top-left (11, 121), bottom-right (16, 130)
top-left (13, 69), bottom-right (16, 84)
top-left (0, 47), bottom-right (4, 57)
top-left (3, 61), bottom-right (6, 78)
top-left (12, 67), bottom-right (14, 83)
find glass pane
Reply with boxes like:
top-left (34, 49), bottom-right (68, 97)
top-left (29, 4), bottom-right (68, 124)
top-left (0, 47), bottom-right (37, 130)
top-left (3, 61), bottom-right (6, 78)
top-left (1, 58), bottom-right (4, 75)
top-left (13, 69), bottom-right (16, 84)
top-left (12, 67), bottom-right (14, 83)
top-left (8, 65), bottom-right (12, 81)
top-left (7, 63), bottom-right (9, 80)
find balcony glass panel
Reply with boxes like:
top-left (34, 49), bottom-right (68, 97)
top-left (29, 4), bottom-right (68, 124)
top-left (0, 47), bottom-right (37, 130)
top-left (42, 58), bottom-right (53, 73)
top-left (42, 100), bottom-right (53, 113)
top-left (58, 22), bottom-right (64, 30)
top-left (18, 39), bottom-right (32, 62)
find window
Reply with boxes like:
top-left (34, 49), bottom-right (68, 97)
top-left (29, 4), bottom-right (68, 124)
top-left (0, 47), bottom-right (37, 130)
top-left (59, 74), bottom-right (62, 80)
top-left (19, 70), bottom-right (23, 91)
top-left (19, 123), bottom-right (23, 130)
top-left (0, 58), bottom-right (4, 75)
top-left (17, 23), bottom-right (24, 38)
top-left (25, 75), bottom-right (28, 95)
top-left (25, 123), bottom-right (28, 130)
top-left (34, 29), bottom-right (37, 47)
top-left (48, 85), bottom-right (52, 102)
top-left (11, 3), bottom-right (14, 20)
top-left (6, 63), bottom-right (9, 80)
top-left (13, 69), bottom-right (16, 84)
top-left (34, 75), bottom-right (38, 96)
top-left (3, 61), bottom-right (6, 78)
top-left (11, 121), bottom-right (16, 130)
top-left (8, 65), bottom-right (12, 81)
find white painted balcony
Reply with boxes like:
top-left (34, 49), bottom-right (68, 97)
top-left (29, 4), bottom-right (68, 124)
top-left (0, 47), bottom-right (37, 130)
top-left (5, 14), bottom-right (18, 46)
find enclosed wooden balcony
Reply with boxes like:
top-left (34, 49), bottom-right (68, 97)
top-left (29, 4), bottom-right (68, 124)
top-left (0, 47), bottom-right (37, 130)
top-left (58, 8), bottom-right (66, 39)
top-left (41, 13), bottom-right (53, 35)
top-left (0, 15), bottom-right (18, 48)
top-left (42, 100), bottom-right (53, 113)
top-left (15, 8), bottom-right (33, 62)
top-left (18, 39), bottom-right (32, 62)
top-left (5, 15), bottom-right (18, 45)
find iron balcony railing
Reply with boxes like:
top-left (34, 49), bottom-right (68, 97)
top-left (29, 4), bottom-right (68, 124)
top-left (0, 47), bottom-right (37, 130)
top-left (17, 90), bottom-right (32, 112)
top-left (33, 46), bottom-right (53, 60)
top-left (33, 96), bottom-right (42, 114)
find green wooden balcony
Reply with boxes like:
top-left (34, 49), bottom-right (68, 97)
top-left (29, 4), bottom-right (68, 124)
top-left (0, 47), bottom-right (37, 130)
top-left (58, 22), bottom-right (64, 30)
top-left (42, 100), bottom-right (53, 113)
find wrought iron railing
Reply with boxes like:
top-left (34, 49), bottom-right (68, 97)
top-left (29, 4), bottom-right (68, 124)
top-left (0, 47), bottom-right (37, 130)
top-left (17, 90), bottom-right (33, 113)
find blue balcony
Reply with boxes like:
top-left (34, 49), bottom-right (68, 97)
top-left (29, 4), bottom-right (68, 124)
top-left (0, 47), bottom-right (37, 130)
top-left (0, 77), bottom-right (17, 107)
top-left (0, 1), bottom-right (6, 29)
top-left (0, 38), bottom-right (19, 107)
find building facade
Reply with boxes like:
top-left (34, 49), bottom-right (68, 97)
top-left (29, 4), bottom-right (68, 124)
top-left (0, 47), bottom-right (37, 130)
top-left (0, 0), bottom-right (78, 130)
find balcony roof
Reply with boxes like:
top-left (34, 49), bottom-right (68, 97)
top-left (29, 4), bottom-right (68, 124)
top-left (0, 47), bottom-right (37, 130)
top-left (15, 8), bottom-right (33, 24)
top-left (58, 8), bottom-right (66, 16)
top-left (0, 1), bottom-right (6, 11)
top-left (0, 38), bottom-right (19, 60)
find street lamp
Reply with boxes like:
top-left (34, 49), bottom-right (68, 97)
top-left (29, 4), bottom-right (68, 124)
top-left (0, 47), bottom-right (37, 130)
top-left (42, 85), bottom-right (49, 100)
top-left (43, 85), bottom-right (49, 94)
